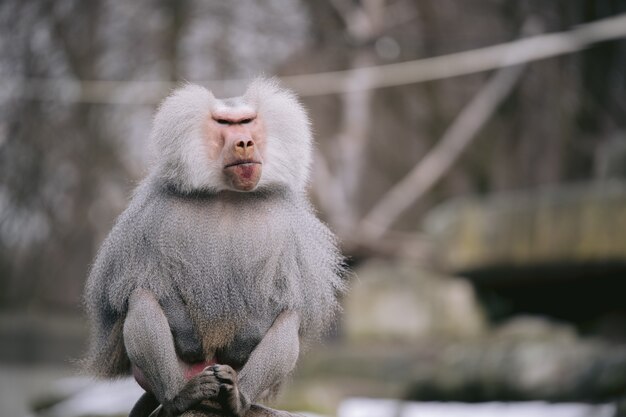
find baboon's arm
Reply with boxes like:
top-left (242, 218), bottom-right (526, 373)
top-left (238, 310), bottom-right (301, 403)
top-left (124, 288), bottom-right (187, 404)
top-left (125, 289), bottom-right (222, 416)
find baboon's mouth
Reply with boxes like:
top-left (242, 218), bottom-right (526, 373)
top-left (223, 160), bottom-right (262, 169)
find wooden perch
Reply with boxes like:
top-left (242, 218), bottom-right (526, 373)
top-left (181, 404), bottom-right (302, 417)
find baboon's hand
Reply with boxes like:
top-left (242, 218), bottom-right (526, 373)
top-left (163, 368), bottom-right (220, 416)
top-left (211, 364), bottom-right (250, 417)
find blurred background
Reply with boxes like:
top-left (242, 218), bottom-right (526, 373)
top-left (1, 0), bottom-right (626, 416)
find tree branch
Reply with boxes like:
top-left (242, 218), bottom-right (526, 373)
top-left (4, 13), bottom-right (626, 102)
top-left (357, 19), bottom-right (541, 241)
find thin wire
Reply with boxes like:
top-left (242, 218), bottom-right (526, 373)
top-left (1, 13), bottom-right (626, 104)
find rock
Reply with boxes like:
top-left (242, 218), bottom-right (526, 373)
top-left (344, 260), bottom-right (487, 343)
top-left (421, 182), bottom-right (626, 331)
top-left (404, 318), bottom-right (626, 402)
top-left (423, 181), bottom-right (626, 273)
top-left (286, 317), bottom-right (626, 407)
top-left (492, 316), bottom-right (578, 342)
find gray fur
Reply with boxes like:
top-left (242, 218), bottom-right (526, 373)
top-left (83, 79), bottom-right (345, 415)
top-left (124, 288), bottom-right (186, 403)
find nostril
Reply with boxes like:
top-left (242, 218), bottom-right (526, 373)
top-left (246, 141), bottom-right (254, 148)
top-left (236, 141), bottom-right (245, 149)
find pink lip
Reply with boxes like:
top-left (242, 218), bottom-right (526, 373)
top-left (223, 160), bottom-right (261, 169)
